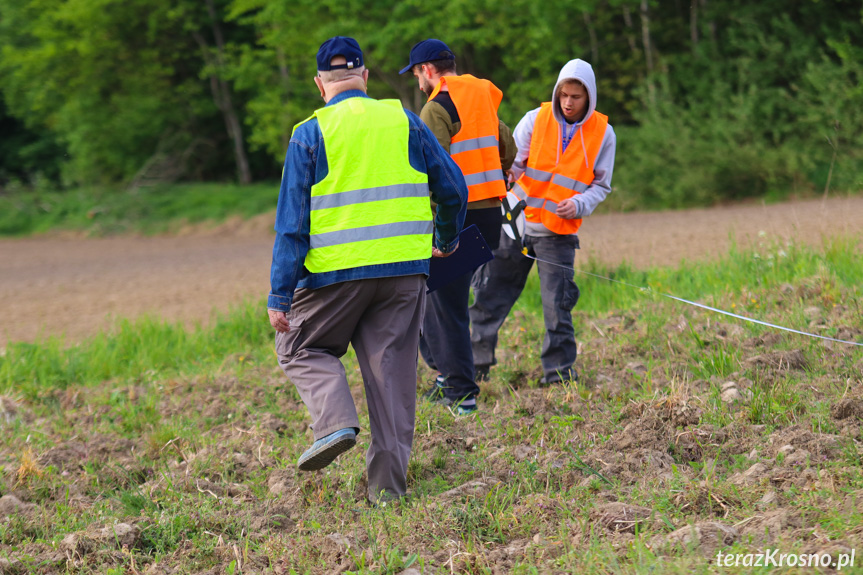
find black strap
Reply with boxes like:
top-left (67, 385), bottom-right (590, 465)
top-left (501, 197), bottom-right (527, 244)
top-left (327, 59), bottom-right (362, 70)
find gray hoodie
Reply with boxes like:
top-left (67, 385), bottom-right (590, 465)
top-left (511, 59), bottom-right (616, 237)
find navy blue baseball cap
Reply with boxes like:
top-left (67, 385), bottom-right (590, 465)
top-left (398, 39), bottom-right (455, 75)
top-left (317, 36), bottom-right (364, 71)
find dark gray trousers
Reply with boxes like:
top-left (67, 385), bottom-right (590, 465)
top-left (275, 274), bottom-right (426, 502)
top-left (470, 231), bottom-right (580, 383)
top-left (419, 207), bottom-right (502, 401)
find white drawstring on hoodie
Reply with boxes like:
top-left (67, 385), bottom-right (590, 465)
top-left (580, 128), bottom-right (589, 170)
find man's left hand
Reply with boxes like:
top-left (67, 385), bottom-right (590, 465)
top-left (432, 241), bottom-right (458, 258)
top-left (556, 199), bottom-right (579, 220)
top-left (268, 309), bottom-right (291, 333)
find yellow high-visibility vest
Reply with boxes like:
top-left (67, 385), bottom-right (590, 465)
top-left (299, 97), bottom-right (433, 274)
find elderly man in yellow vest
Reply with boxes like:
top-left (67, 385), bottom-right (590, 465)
top-left (268, 37), bottom-right (467, 504)
top-left (470, 58), bottom-right (617, 385)
top-left (400, 39), bottom-right (516, 414)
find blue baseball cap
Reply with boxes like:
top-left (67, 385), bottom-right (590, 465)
top-left (398, 39), bottom-right (455, 75)
top-left (317, 36), bottom-right (364, 71)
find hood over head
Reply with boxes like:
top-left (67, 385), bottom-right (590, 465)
top-left (551, 59), bottom-right (597, 126)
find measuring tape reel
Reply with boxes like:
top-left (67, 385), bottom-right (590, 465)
top-left (501, 190), bottom-right (527, 244)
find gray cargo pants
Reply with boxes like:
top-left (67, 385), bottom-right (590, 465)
top-left (275, 274), bottom-right (426, 502)
top-left (470, 231), bottom-right (580, 383)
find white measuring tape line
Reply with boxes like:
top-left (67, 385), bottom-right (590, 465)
top-left (520, 251), bottom-right (863, 347)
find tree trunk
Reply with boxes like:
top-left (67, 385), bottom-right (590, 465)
top-left (197, 0), bottom-right (252, 185)
top-left (640, 0), bottom-right (654, 75)
top-left (622, 5), bottom-right (640, 61)
top-left (583, 11), bottom-right (599, 64)
top-left (690, 0), bottom-right (699, 55)
top-left (640, 0), bottom-right (656, 105)
top-left (701, 0), bottom-right (717, 47)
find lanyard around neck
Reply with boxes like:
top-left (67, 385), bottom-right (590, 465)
top-left (562, 121), bottom-right (577, 151)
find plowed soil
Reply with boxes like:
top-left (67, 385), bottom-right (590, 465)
top-left (2, 196), bottom-right (861, 348)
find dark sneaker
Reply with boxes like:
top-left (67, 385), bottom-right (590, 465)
top-left (297, 428), bottom-right (357, 471)
top-left (475, 364), bottom-right (491, 383)
top-left (422, 375), bottom-right (477, 415)
top-left (540, 371), bottom-right (578, 387)
top-left (421, 374), bottom-right (448, 402)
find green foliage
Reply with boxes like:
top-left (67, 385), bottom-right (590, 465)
top-left (0, 0), bottom-right (202, 183)
top-left (2, 0), bottom-right (861, 203)
top-left (0, 98), bottom-right (64, 184)
top-left (0, 0), bottom-right (270, 185)
top-left (610, 3), bottom-right (863, 209)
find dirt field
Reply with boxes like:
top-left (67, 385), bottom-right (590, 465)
top-left (1, 195), bottom-right (861, 348)
top-left (1, 196), bottom-right (862, 573)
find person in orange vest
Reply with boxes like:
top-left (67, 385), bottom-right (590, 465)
top-left (470, 59), bottom-right (617, 385)
top-left (399, 39), bottom-right (516, 414)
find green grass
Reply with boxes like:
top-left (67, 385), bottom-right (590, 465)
top-left (0, 182), bottom-right (278, 236)
top-left (0, 298), bottom-right (272, 399)
top-left (1, 238), bottom-right (862, 573)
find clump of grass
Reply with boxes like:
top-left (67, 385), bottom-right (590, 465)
top-left (15, 447), bottom-right (43, 485)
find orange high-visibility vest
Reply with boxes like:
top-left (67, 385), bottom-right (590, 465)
top-left (428, 75), bottom-right (507, 202)
top-left (513, 102), bottom-right (609, 235)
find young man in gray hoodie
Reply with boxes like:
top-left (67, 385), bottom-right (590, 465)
top-left (469, 59), bottom-right (616, 384)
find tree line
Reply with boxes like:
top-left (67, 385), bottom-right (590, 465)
top-left (1, 0), bottom-right (860, 208)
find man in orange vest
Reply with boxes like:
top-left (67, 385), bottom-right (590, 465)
top-left (470, 59), bottom-right (617, 385)
top-left (400, 39), bottom-right (516, 414)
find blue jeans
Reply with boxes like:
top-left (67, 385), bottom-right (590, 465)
top-left (470, 231), bottom-right (580, 383)
top-left (419, 207), bottom-right (501, 401)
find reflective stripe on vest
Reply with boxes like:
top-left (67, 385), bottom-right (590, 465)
top-left (310, 220), bottom-right (434, 249)
top-left (524, 167), bottom-right (552, 182)
top-left (310, 183), bottom-right (429, 211)
top-left (464, 169), bottom-right (505, 187)
top-left (515, 184), bottom-right (558, 213)
top-left (428, 75), bottom-right (506, 202)
top-left (521, 169), bottom-right (590, 193)
top-left (305, 97), bottom-right (433, 274)
top-left (450, 134), bottom-right (499, 155)
top-left (515, 102), bottom-right (608, 235)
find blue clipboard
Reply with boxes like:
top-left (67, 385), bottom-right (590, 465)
top-left (426, 224), bottom-right (494, 293)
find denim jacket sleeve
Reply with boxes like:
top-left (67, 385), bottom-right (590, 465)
top-left (267, 125), bottom-right (316, 313)
top-left (406, 111), bottom-right (467, 253)
top-left (268, 96), bottom-right (467, 313)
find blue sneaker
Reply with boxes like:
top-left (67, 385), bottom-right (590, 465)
top-left (455, 403), bottom-right (478, 416)
top-left (297, 428), bottom-right (357, 471)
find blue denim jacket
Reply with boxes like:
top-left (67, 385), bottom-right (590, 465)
top-left (268, 90), bottom-right (468, 312)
